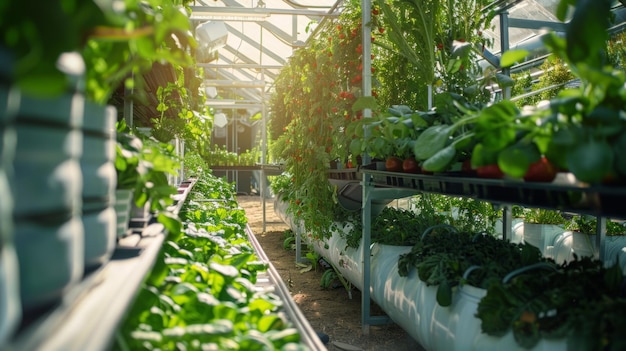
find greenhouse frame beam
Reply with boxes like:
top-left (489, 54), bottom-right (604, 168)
top-left (199, 63), bottom-right (283, 70)
top-left (203, 80), bottom-right (267, 89)
top-left (205, 68), bottom-right (263, 102)
top-left (508, 18), bottom-right (567, 31)
top-left (222, 24), bottom-right (288, 67)
top-left (209, 104), bottom-right (264, 110)
top-left (482, 0), bottom-right (524, 14)
top-left (189, 5), bottom-right (340, 19)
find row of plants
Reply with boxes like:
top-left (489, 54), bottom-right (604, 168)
top-left (341, 193), bottom-right (502, 249)
top-left (328, 195), bottom-right (626, 349)
top-left (400, 223), bottom-right (626, 350)
top-left (203, 144), bottom-right (262, 167)
top-left (523, 208), bottom-right (626, 236)
top-left (115, 172), bottom-right (310, 350)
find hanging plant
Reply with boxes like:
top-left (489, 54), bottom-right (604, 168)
top-left (269, 4), bottom-right (373, 239)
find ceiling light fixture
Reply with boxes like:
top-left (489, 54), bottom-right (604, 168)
top-left (190, 7), bottom-right (270, 22)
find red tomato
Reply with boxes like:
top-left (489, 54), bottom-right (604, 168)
top-left (524, 157), bottom-right (557, 182)
top-left (476, 164), bottom-right (504, 179)
top-left (385, 156), bottom-right (403, 172)
top-left (402, 156), bottom-right (421, 174)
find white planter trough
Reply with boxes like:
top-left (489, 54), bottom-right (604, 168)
top-left (550, 231), bottom-right (626, 266)
top-left (274, 197), bottom-right (568, 350)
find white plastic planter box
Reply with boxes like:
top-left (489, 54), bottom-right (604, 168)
top-left (522, 223), bottom-right (566, 255)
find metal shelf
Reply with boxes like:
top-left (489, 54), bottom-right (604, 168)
top-left (358, 167), bottom-right (626, 334)
top-left (7, 225), bottom-right (166, 351)
top-left (361, 168), bottom-right (626, 220)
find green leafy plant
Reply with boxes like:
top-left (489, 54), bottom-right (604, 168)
top-left (477, 258), bottom-right (625, 350)
top-left (522, 209), bottom-right (567, 225)
top-left (115, 121), bottom-right (179, 212)
top-left (182, 152), bottom-right (208, 179)
top-left (305, 251), bottom-right (320, 271)
top-left (117, 173), bottom-right (306, 350)
top-left (416, 0), bottom-right (626, 184)
top-left (564, 215), bottom-right (626, 236)
top-left (345, 206), bottom-right (439, 249)
top-left (397, 224), bottom-right (545, 306)
top-left (0, 0), bottom-right (195, 104)
top-left (347, 101), bottom-right (431, 163)
top-left (282, 229), bottom-right (296, 250)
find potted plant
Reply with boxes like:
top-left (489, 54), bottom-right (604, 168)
top-left (520, 208), bottom-right (567, 256)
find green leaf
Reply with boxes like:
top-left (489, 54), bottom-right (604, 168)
top-left (170, 282), bottom-right (200, 305)
top-left (410, 113), bottom-right (429, 128)
top-left (422, 145), bottom-right (456, 172)
top-left (257, 315), bottom-right (284, 333)
top-left (476, 284), bottom-right (513, 336)
top-left (475, 101), bottom-right (519, 150)
top-left (495, 73), bottom-right (515, 88)
top-left (566, 138), bottom-right (614, 183)
top-left (146, 250), bottom-right (168, 286)
top-left (352, 96), bottom-right (379, 112)
top-left (413, 125), bottom-right (452, 160)
top-left (498, 143), bottom-right (539, 178)
top-left (556, 0), bottom-right (576, 21)
top-left (158, 212), bottom-right (183, 241)
top-left (565, 0), bottom-right (611, 67)
top-left (471, 143), bottom-right (499, 167)
top-left (436, 279), bottom-right (452, 307)
top-left (500, 50), bottom-right (529, 68)
top-left (210, 261), bottom-right (239, 278)
top-left (388, 105), bottom-right (413, 116)
top-left (268, 328), bottom-right (301, 346)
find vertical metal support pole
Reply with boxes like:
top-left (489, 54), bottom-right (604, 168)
top-left (361, 0), bottom-right (373, 166)
top-left (427, 85), bottom-right (433, 110)
top-left (596, 216), bottom-right (606, 261)
top-left (500, 12), bottom-right (511, 100)
top-left (261, 69), bottom-right (268, 232)
top-left (361, 174), bottom-right (372, 335)
top-left (502, 205), bottom-right (512, 241)
top-left (361, 0), bottom-right (373, 335)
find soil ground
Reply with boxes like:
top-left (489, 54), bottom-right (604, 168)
top-left (237, 195), bottom-right (425, 351)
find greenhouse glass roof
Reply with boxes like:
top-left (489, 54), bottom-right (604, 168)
top-left (190, 0), bottom-right (342, 114)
